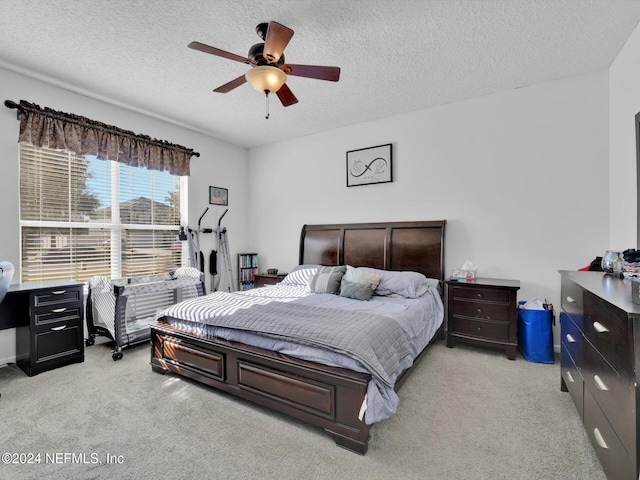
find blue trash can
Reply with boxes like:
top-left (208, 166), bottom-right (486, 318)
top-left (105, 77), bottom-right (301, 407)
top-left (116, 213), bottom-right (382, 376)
top-left (517, 301), bottom-right (554, 364)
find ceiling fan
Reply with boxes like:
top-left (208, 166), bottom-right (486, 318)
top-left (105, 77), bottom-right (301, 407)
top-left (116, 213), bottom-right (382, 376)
top-left (188, 21), bottom-right (341, 117)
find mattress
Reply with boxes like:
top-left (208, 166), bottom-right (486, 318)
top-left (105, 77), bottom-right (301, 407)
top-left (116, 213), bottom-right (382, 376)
top-left (155, 284), bottom-right (444, 423)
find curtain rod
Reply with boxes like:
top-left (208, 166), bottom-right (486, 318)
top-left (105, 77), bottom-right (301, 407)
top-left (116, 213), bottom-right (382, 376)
top-left (4, 99), bottom-right (200, 158)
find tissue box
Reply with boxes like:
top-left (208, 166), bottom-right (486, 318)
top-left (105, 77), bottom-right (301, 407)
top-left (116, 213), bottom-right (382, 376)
top-left (451, 269), bottom-right (475, 280)
top-left (632, 279), bottom-right (640, 305)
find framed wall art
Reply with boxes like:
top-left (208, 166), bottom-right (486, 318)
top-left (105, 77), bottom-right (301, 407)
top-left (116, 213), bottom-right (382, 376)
top-left (209, 186), bottom-right (228, 206)
top-left (346, 143), bottom-right (392, 187)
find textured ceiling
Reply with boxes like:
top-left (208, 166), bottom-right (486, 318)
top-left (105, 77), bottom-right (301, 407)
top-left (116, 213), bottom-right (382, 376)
top-left (1, 0), bottom-right (640, 149)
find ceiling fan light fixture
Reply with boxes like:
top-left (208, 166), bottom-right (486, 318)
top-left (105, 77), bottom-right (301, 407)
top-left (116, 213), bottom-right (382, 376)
top-left (245, 65), bottom-right (287, 94)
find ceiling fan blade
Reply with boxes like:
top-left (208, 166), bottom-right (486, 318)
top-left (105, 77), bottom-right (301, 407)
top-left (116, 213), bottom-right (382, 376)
top-left (188, 41), bottom-right (255, 65)
top-left (264, 22), bottom-right (294, 64)
top-left (276, 83), bottom-right (298, 107)
top-left (213, 75), bottom-right (247, 93)
top-left (283, 64), bottom-right (340, 82)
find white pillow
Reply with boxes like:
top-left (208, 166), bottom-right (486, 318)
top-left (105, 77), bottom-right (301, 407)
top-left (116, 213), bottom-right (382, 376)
top-left (359, 267), bottom-right (434, 298)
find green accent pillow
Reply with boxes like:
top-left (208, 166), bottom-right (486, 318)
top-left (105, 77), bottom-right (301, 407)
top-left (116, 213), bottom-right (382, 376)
top-left (308, 265), bottom-right (347, 294)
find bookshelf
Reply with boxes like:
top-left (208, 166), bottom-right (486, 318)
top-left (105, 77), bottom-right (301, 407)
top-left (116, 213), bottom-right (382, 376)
top-left (238, 253), bottom-right (258, 290)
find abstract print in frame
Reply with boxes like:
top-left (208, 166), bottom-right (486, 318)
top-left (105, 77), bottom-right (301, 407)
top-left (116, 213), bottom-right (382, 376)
top-left (346, 143), bottom-right (392, 187)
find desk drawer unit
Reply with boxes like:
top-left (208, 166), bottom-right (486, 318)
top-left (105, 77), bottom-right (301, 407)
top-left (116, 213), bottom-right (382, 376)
top-left (16, 282), bottom-right (84, 376)
top-left (446, 278), bottom-right (520, 360)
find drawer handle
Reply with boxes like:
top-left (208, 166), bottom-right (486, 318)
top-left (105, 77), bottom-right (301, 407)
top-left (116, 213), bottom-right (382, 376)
top-left (476, 293), bottom-right (482, 298)
top-left (51, 325), bottom-right (66, 331)
top-left (565, 371), bottom-right (575, 383)
top-left (593, 322), bottom-right (609, 333)
top-left (594, 375), bottom-right (608, 391)
top-left (565, 334), bottom-right (576, 343)
top-left (566, 296), bottom-right (576, 304)
top-left (52, 308), bottom-right (67, 313)
top-left (593, 428), bottom-right (608, 450)
top-left (51, 290), bottom-right (66, 295)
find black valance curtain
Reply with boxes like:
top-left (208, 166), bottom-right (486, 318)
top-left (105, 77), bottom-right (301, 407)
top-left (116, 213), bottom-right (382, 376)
top-left (4, 99), bottom-right (199, 176)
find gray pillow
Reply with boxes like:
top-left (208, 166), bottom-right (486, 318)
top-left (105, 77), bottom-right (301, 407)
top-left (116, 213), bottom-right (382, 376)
top-left (339, 279), bottom-right (375, 301)
top-left (308, 265), bottom-right (347, 294)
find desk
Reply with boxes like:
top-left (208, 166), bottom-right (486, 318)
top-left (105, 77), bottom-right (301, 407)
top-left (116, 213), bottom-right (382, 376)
top-left (0, 280), bottom-right (84, 376)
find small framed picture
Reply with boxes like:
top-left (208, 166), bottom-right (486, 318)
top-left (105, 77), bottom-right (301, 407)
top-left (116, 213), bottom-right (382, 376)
top-left (209, 186), bottom-right (228, 206)
top-left (346, 143), bottom-right (392, 187)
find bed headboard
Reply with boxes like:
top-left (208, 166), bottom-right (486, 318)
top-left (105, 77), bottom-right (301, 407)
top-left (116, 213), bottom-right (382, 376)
top-left (299, 220), bottom-right (446, 280)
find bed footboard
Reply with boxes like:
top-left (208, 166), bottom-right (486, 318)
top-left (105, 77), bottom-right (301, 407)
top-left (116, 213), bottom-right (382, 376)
top-left (150, 321), bottom-right (372, 454)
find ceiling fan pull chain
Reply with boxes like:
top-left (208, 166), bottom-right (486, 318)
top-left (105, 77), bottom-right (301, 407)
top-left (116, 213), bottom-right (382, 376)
top-left (265, 91), bottom-right (270, 119)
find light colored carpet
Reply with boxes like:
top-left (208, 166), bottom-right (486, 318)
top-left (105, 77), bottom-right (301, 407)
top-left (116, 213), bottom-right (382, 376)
top-left (0, 338), bottom-right (605, 480)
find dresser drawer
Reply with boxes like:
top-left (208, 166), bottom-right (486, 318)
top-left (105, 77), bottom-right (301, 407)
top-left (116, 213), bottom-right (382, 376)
top-left (33, 305), bottom-right (82, 328)
top-left (32, 286), bottom-right (83, 308)
top-left (583, 340), bottom-right (633, 453)
top-left (561, 277), bottom-right (584, 328)
top-left (451, 300), bottom-right (511, 322)
top-left (448, 316), bottom-right (509, 341)
top-left (583, 389), bottom-right (633, 480)
top-left (561, 347), bottom-right (584, 420)
top-left (583, 291), bottom-right (630, 376)
top-left (450, 285), bottom-right (510, 304)
top-left (560, 312), bottom-right (583, 372)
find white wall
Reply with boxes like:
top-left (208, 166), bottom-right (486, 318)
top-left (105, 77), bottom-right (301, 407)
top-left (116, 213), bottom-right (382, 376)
top-left (609, 20), bottom-right (640, 247)
top-left (248, 71), bottom-right (610, 350)
top-left (0, 66), bottom-right (249, 365)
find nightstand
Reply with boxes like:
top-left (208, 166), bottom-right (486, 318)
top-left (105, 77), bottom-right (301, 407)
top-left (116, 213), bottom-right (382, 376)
top-left (446, 278), bottom-right (520, 360)
top-left (254, 273), bottom-right (287, 288)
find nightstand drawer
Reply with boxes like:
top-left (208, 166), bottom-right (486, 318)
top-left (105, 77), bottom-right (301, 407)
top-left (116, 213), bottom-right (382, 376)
top-left (451, 300), bottom-right (510, 321)
top-left (450, 286), bottom-right (510, 304)
top-left (450, 316), bottom-right (509, 341)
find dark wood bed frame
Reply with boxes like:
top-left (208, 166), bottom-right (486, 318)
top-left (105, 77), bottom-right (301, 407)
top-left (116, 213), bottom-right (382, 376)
top-left (150, 220), bottom-right (446, 454)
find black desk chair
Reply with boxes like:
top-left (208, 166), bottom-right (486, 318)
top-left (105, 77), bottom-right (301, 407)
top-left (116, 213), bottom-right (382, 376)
top-left (0, 261), bottom-right (14, 399)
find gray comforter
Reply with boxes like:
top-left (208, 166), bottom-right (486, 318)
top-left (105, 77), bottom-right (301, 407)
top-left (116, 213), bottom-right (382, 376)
top-left (156, 285), bottom-right (443, 423)
top-left (170, 300), bottom-right (411, 388)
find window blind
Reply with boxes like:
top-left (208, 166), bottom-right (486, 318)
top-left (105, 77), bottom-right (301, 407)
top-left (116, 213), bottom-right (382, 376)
top-left (20, 143), bottom-right (185, 282)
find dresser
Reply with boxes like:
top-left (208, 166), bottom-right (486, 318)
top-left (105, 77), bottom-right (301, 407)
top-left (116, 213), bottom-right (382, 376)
top-left (559, 270), bottom-right (639, 480)
top-left (0, 280), bottom-right (85, 376)
top-left (446, 278), bottom-right (520, 360)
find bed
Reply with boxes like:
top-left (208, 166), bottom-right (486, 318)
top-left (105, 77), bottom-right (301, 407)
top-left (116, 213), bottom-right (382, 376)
top-left (150, 220), bottom-right (446, 454)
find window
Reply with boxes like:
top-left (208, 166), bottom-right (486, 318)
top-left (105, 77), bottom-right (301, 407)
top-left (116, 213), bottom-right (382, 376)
top-left (20, 143), bottom-right (186, 282)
